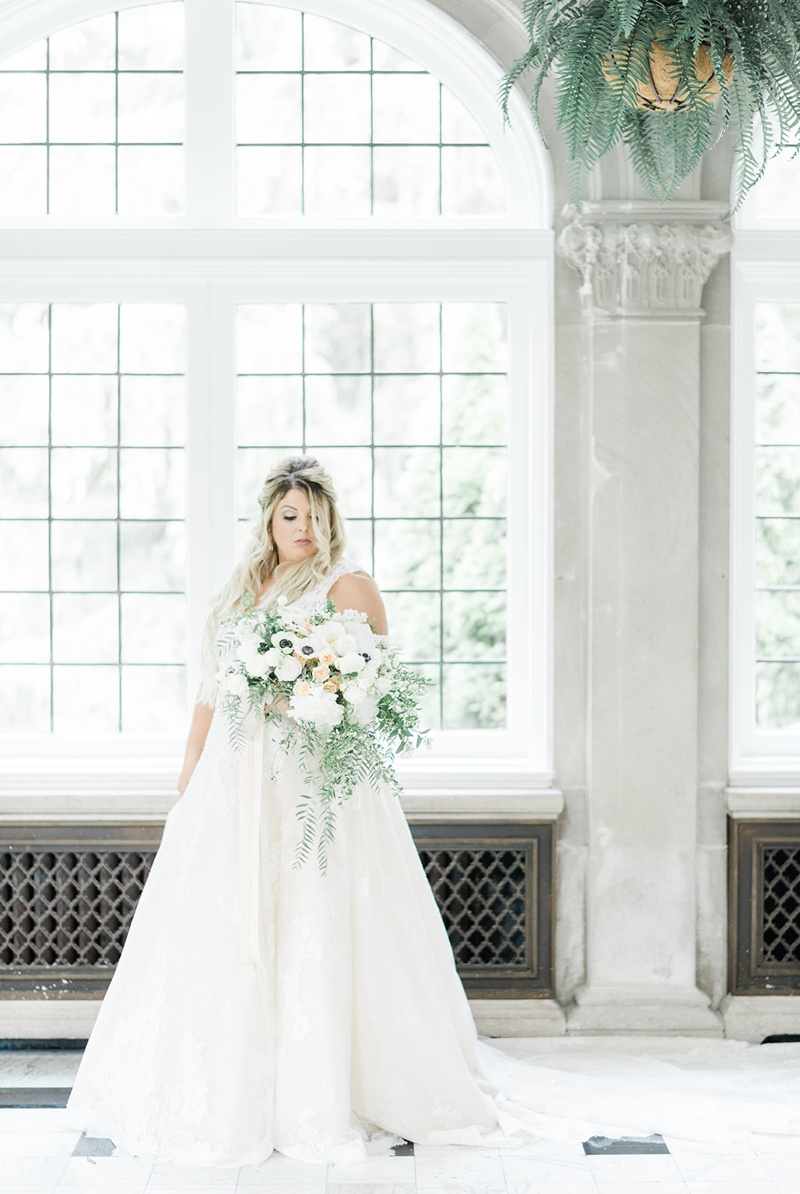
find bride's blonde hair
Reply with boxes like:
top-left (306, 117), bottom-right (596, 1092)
top-left (196, 454), bottom-right (347, 705)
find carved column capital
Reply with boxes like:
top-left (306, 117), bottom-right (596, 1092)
top-left (557, 204), bottom-right (733, 317)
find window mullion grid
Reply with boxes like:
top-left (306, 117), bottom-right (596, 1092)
top-left (185, 0), bottom-right (233, 224)
top-left (116, 303), bottom-right (122, 731)
top-left (47, 304), bottom-right (53, 732)
top-left (114, 12), bottom-right (120, 215)
top-left (438, 301), bottom-right (444, 728)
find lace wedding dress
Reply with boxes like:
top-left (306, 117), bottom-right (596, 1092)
top-left (63, 557), bottom-right (800, 1166)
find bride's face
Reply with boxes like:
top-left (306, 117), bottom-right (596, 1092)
top-left (271, 488), bottom-right (316, 566)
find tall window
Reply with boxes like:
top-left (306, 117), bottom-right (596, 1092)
top-left (732, 155), bottom-right (800, 777)
top-left (0, 0), bottom-right (552, 783)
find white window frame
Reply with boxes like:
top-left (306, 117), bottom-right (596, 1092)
top-left (730, 232), bottom-right (800, 784)
top-left (0, 0), bottom-right (555, 796)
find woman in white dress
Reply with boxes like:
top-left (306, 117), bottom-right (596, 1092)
top-left (63, 455), bottom-right (800, 1166)
top-left (63, 455), bottom-right (524, 1167)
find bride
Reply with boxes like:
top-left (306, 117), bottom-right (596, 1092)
top-left (62, 454), bottom-right (528, 1166)
top-left (63, 455), bottom-right (800, 1167)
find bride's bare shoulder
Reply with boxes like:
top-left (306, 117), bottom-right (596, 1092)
top-left (327, 566), bottom-right (387, 634)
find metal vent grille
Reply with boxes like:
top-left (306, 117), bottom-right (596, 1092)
top-left (762, 845), bottom-right (800, 965)
top-left (0, 848), bottom-right (155, 969)
top-left (418, 846), bottom-right (528, 967)
top-left (1, 820), bottom-right (554, 999)
top-left (730, 820), bottom-right (800, 994)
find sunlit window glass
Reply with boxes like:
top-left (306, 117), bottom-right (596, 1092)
top-left (0, 2), bottom-right (184, 216)
top-left (234, 300), bottom-right (508, 731)
top-left (0, 302), bottom-right (188, 733)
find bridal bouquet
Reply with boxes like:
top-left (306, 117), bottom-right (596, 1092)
top-left (214, 593), bottom-right (432, 874)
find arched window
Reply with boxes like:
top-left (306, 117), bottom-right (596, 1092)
top-left (0, 0), bottom-right (553, 793)
top-left (732, 151), bottom-right (800, 779)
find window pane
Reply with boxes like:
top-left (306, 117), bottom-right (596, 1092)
top-left (51, 377), bottom-right (118, 446)
top-left (0, 378), bottom-right (49, 445)
top-left (0, 666), bottom-right (50, 732)
top-left (0, 300), bottom-right (187, 733)
top-left (53, 665), bottom-right (119, 733)
top-left (234, 300), bottom-right (510, 730)
top-left (443, 663), bottom-right (506, 729)
top-left (48, 14), bottom-right (116, 70)
top-left (0, 522), bottom-right (49, 590)
top-left (233, 2), bottom-right (504, 217)
top-left (0, 4), bottom-right (185, 216)
top-left (754, 300), bottom-right (800, 732)
top-left (53, 594), bottom-right (119, 663)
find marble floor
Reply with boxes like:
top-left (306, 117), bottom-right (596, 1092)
top-left (0, 1047), bottom-right (799, 1194)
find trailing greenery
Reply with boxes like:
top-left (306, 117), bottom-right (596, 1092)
top-left (498, 0), bottom-right (800, 211)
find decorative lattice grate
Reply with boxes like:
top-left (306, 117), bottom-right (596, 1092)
top-left (0, 848), bottom-right (155, 969)
top-left (0, 821), bottom-right (553, 998)
top-left (418, 846), bottom-right (528, 968)
top-left (730, 820), bottom-right (800, 995)
top-left (762, 845), bottom-right (800, 965)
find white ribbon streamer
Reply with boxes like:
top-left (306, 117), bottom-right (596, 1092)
top-left (238, 715), bottom-right (265, 969)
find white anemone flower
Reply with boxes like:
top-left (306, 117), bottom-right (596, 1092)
top-left (271, 630), bottom-right (301, 654)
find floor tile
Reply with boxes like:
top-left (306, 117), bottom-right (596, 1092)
top-left (57, 1156), bottom-right (154, 1184)
top-left (502, 1154), bottom-right (596, 1183)
top-left (0, 1109), bottom-right (79, 1133)
top-left (496, 1143), bottom-right (587, 1160)
top-left (685, 1184), bottom-right (778, 1194)
top-left (761, 1159), bottom-right (800, 1185)
top-left (0, 1157), bottom-right (71, 1185)
top-left (147, 1164), bottom-right (237, 1186)
top-left (321, 1186), bottom-right (415, 1194)
top-left (583, 1135), bottom-right (669, 1156)
top-left (0, 1186), bottom-right (59, 1194)
top-left (54, 1186), bottom-right (149, 1194)
top-left (673, 1153), bottom-right (772, 1184)
top-left (0, 1130), bottom-right (82, 1157)
top-left (237, 1156), bottom-right (328, 1184)
top-left (505, 1183), bottom-right (598, 1194)
top-left (413, 1155), bottom-right (504, 1186)
top-left (327, 1158), bottom-right (415, 1184)
top-left (588, 1153), bottom-right (683, 1184)
top-left (416, 1185), bottom-right (508, 1194)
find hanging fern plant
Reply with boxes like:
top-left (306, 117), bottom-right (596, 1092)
top-left (499, 0), bottom-right (800, 212)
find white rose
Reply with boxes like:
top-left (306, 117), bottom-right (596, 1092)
top-left (276, 654), bottom-right (303, 682)
top-left (240, 650), bottom-right (272, 679)
top-left (375, 674), bottom-right (393, 696)
top-left (289, 687), bottom-right (343, 728)
top-left (224, 672), bottom-right (249, 697)
top-left (337, 651), bottom-right (365, 675)
top-left (351, 693), bottom-right (379, 725)
top-left (335, 633), bottom-right (358, 656)
top-left (358, 665), bottom-right (379, 691)
top-left (342, 684), bottom-right (366, 705)
top-left (318, 621), bottom-right (345, 644)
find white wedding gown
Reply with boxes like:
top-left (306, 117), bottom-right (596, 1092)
top-left (63, 558), bottom-right (800, 1166)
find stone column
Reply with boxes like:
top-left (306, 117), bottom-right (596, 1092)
top-left (558, 203), bottom-right (732, 1034)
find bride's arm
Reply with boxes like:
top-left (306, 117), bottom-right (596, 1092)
top-left (328, 571), bottom-right (388, 634)
top-left (177, 698), bottom-right (215, 796)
